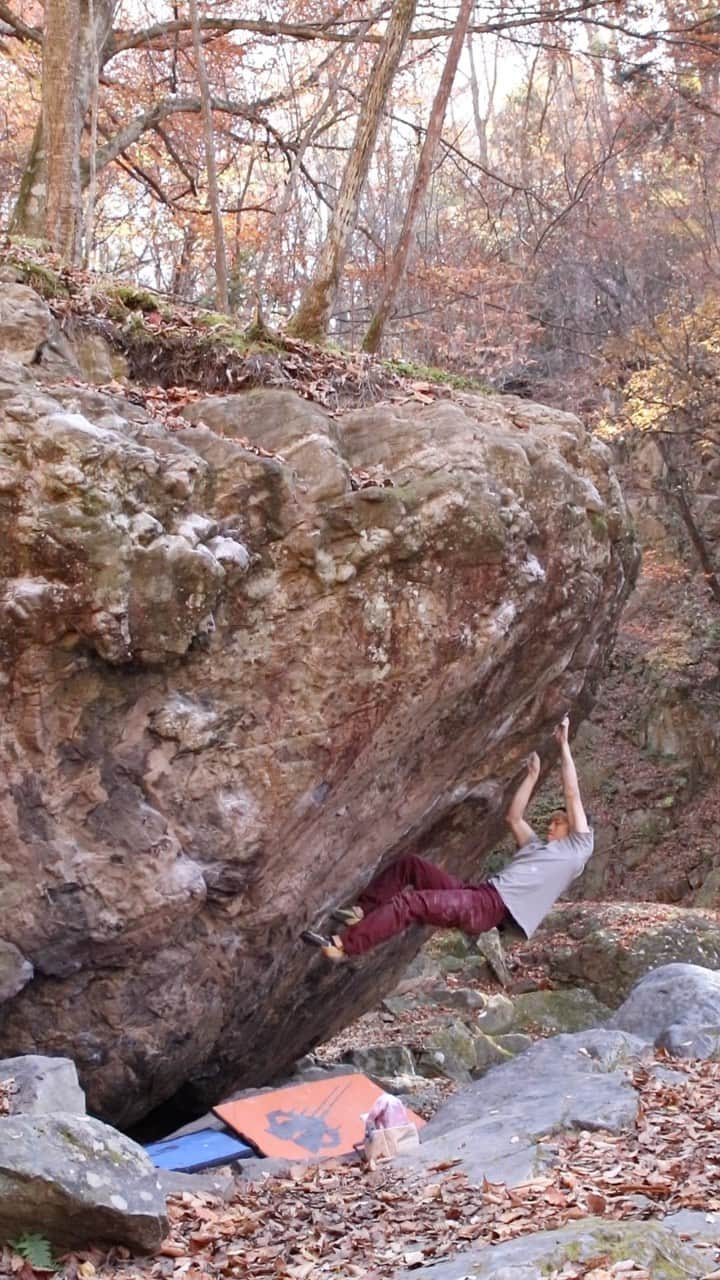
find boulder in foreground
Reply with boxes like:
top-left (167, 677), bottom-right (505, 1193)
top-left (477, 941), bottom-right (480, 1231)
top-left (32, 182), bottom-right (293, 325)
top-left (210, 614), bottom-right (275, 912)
top-left (0, 1113), bottom-right (167, 1252)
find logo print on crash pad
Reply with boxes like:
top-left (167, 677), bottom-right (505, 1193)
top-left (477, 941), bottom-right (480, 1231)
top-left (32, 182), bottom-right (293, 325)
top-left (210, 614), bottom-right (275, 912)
top-left (265, 1080), bottom-right (349, 1153)
top-left (265, 1107), bottom-right (341, 1153)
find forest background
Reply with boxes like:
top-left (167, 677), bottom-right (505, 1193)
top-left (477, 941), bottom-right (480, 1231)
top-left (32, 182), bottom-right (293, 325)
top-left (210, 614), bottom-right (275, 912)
top-left (0, 0), bottom-right (718, 415)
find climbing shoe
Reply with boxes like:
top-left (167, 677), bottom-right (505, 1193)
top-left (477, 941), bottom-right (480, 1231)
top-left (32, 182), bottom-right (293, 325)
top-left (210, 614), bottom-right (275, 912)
top-left (330, 905), bottom-right (364, 927)
top-left (300, 930), bottom-right (346, 962)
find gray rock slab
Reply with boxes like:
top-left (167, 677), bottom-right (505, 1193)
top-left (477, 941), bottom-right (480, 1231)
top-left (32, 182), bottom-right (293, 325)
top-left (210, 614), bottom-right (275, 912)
top-left (609, 962), bottom-right (720, 1041)
top-left (396, 1124), bottom-right (552, 1189)
top-left (0, 940), bottom-right (33, 1002)
top-left (509, 987), bottom-right (612, 1036)
top-left (655, 1021), bottom-right (720, 1059)
top-left (663, 1208), bottom-right (720, 1243)
top-left (0, 1054), bottom-right (85, 1116)
top-left (397, 1217), bottom-right (707, 1280)
top-left (0, 1112), bottom-right (167, 1252)
top-left (0, 283), bottom-right (53, 363)
top-left (423, 1030), bottom-right (648, 1145)
top-left (157, 1167), bottom-right (236, 1200)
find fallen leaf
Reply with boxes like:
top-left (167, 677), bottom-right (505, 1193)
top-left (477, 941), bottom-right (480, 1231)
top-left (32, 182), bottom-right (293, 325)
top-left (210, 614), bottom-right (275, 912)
top-left (159, 1243), bottom-right (187, 1259)
top-left (543, 1187), bottom-right (567, 1207)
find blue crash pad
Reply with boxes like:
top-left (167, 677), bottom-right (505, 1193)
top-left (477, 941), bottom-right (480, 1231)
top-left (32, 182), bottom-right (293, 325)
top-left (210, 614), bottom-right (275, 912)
top-left (145, 1127), bottom-right (255, 1172)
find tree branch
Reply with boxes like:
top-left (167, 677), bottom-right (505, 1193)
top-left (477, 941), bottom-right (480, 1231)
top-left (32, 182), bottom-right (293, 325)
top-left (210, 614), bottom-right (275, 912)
top-left (107, 6), bottom-right (390, 61)
top-left (154, 124), bottom-right (198, 196)
top-left (0, 0), bottom-right (41, 43)
top-left (93, 94), bottom-right (275, 173)
top-left (105, 3), bottom-right (618, 63)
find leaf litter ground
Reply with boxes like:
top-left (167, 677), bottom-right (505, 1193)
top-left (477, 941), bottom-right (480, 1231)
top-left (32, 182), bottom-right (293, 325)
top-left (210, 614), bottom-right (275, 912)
top-left (12, 1057), bottom-right (709, 1280)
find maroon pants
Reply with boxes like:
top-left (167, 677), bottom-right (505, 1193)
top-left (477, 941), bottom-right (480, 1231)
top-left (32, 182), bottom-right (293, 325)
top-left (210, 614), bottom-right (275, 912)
top-left (340, 853), bottom-right (508, 957)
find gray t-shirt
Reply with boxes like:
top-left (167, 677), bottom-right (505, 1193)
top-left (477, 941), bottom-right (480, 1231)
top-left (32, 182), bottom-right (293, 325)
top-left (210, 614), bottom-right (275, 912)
top-left (489, 828), bottom-right (594, 939)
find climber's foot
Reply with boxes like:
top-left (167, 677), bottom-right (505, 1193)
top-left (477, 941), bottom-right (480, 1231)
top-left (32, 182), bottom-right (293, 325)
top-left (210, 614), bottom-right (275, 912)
top-left (300, 930), bottom-right (346, 962)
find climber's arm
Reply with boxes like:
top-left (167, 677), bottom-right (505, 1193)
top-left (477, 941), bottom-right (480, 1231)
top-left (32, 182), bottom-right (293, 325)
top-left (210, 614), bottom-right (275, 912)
top-left (554, 716), bottom-right (590, 834)
top-left (506, 752), bottom-right (540, 847)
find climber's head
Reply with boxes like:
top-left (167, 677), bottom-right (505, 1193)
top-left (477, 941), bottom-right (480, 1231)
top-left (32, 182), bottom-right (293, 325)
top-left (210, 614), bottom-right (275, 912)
top-left (547, 810), bottom-right (570, 842)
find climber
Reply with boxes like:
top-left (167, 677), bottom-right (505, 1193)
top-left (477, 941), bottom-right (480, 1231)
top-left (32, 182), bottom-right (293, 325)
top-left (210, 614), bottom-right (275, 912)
top-left (301, 714), bottom-right (593, 962)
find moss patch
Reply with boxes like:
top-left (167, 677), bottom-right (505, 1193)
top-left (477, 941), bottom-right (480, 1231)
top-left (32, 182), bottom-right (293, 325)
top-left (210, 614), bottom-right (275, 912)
top-left (107, 284), bottom-right (163, 314)
top-left (4, 255), bottom-right (69, 299)
top-left (383, 356), bottom-right (489, 392)
top-left (589, 511), bottom-right (609, 540)
top-left (541, 1220), bottom-right (700, 1278)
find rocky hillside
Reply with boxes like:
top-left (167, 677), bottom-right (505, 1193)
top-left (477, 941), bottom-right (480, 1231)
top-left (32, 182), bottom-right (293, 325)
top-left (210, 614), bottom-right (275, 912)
top-left (559, 453), bottom-right (720, 909)
top-left (0, 264), bottom-right (637, 1127)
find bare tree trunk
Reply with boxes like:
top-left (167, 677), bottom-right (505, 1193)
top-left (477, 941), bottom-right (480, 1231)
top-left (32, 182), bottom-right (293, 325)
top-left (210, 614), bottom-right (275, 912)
top-left (189, 0), bottom-right (229, 312)
top-left (10, 0), bottom-right (117, 250)
top-left (287, 0), bottom-right (418, 343)
top-left (252, 32), bottom-right (364, 317)
top-left (8, 117), bottom-right (47, 241)
top-left (467, 29), bottom-right (498, 169)
top-left (171, 224), bottom-right (198, 300)
top-left (362, 0), bottom-right (475, 354)
top-left (655, 433), bottom-right (720, 606)
top-left (43, 0), bottom-right (83, 259)
top-left (82, 0), bottom-right (101, 265)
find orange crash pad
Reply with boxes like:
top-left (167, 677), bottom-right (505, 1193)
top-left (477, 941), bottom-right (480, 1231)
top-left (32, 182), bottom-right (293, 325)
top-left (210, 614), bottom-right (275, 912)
top-left (214, 1073), bottom-right (424, 1160)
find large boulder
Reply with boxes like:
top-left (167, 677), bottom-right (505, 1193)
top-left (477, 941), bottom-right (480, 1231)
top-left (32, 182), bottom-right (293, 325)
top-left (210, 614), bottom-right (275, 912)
top-left (541, 902), bottom-right (720, 1004)
top-left (0, 296), bottom-right (637, 1125)
top-left (608, 962), bottom-right (720, 1047)
top-left (0, 1113), bottom-right (167, 1252)
top-left (422, 1029), bottom-right (646, 1145)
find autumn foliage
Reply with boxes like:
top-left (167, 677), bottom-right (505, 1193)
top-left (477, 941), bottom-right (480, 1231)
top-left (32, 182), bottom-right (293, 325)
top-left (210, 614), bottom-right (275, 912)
top-left (0, 1), bottom-right (717, 393)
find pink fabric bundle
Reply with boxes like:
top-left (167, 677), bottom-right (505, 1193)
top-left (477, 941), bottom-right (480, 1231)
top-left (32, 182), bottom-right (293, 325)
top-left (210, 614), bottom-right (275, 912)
top-left (365, 1092), bottom-right (409, 1131)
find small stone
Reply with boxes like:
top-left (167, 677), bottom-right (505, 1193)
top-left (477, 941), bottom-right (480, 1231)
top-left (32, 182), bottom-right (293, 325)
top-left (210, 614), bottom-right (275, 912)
top-left (0, 942), bottom-right (34, 1003)
top-left (472, 1031), bottom-right (512, 1074)
top-left (0, 1055), bottom-right (85, 1116)
top-left (418, 1021), bottom-right (477, 1081)
top-left (475, 993), bottom-right (515, 1035)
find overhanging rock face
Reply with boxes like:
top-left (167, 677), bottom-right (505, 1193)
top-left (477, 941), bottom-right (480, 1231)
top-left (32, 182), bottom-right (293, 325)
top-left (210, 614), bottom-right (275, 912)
top-left (0, 316), bottom-right (638, 1125)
